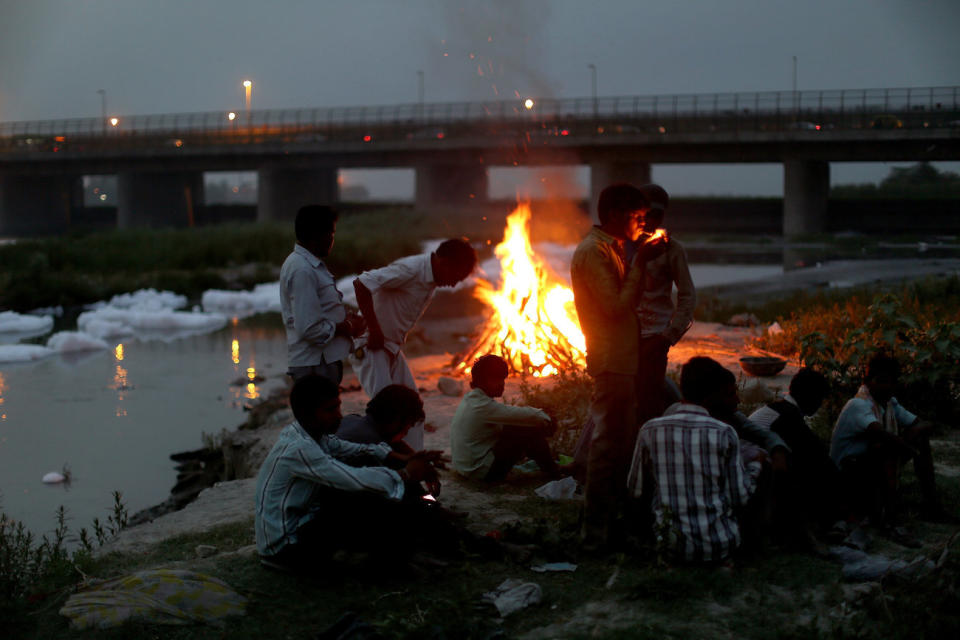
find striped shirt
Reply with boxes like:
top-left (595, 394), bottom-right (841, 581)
top-left (254, 421), bottom-right (404, 557)
top-left (628, 403), bottom-right (757, 562)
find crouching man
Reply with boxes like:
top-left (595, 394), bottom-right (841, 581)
top-left (255, 374), bottom-right (445, 571)
top-left (628, 357), bottom-right (765, 563)
top-left (450, 354), bottom-right (560, 482)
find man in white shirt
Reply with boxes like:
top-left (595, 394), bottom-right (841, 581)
top-left (279, 205), bottom-right (365, 384)
top-left (352, 238), bottom-right (477, 449)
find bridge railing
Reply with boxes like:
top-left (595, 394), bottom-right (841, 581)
top-left (2, 86), bottom-right (958, 152)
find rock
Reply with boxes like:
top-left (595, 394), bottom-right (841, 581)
top-left (726, 313), bottom-right (760, 327)
top-left (437, 376), bottom-right (464, 397)
top-left (195, 544), bottom-right (218, 558)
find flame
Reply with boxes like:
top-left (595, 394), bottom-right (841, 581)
top-left (457, 203), bottom-right (586, 377)
top-left (642, 228), bottom-right (668, 244)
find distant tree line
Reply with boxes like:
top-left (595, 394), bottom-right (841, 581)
top-left (831, 162), bottom-right (960, 198)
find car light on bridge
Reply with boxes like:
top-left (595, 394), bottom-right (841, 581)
top-left (363, 134), bottom-right (372, 142)
top-left (560, 129), bottom-right (569, 136)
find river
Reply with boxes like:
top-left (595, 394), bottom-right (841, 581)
top-left (0, 263), bottom-right (784, 540)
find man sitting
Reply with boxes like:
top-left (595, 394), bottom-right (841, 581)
top-left (255, 375), bottom-right (446, 570)
top-left (749, 368), bottom-right (840, 531)
top-left (337, 384), bottom-right (425, 453)
top-left (450, 354), bottom-right (560, 482)
top-left (831, 354), bottom-right (947, 531)
top-left (629, 356), bottom-right (765, 563)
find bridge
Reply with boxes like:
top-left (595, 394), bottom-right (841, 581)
top-left (1, 86), bottom-right (958, 236)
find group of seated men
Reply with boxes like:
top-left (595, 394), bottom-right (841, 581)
top-left (254, 351), bottom-right (948, 569)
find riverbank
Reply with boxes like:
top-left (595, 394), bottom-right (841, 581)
top-left (75, 322), bottom-right (960, 639)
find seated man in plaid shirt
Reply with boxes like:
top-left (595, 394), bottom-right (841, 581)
top-left (628, 356), bottom-right (766, 563)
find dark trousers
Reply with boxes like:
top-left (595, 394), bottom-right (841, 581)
top-left (636, 335), bottom-right (670, 427)
top-left (288, 360), bottom-right (344, 385)
top-left (263, 483), bottom-right (456, 569)
top-left (484, 425), bottom-right (558, 481)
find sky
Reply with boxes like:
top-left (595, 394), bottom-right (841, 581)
top-left (1, 0), bottom-right (958, 198)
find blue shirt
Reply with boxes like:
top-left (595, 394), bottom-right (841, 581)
top-left (830, 396), bottom-right (917, 465)
top-left (254, 421), bottom-right (403, 556)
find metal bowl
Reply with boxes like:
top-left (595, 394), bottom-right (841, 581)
top-left (738, 356), bottom-right (787, 377)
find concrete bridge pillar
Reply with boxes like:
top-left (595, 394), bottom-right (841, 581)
top-left (415, 164), bottom-right (488, 211)
top-left (589, 162), bottom-right (651, 215)
top-left (257, 166), bottom-right (338, 223)
top-left (117, 171), bottom-right (205, 229)
top-left (783, 159), bottom-right (829, 237)
top-left (0, 172), bottom-right (77, 236)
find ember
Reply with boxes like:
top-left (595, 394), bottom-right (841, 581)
top-left (457, 203), bottom-right (586, 377)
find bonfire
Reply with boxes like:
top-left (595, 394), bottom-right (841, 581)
top-left (456, 203), bottom-right (586, 377)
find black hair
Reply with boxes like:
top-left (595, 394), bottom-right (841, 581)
top-left (289, 374), bottom-right (340, 426)
top-left (790, 367), bottom-right (829, 400)
top-left (471, 354), bottom-right (509, 387)
top-left (435, 237), bottom-right (477, 278)
top-left (366, 384), bottom-right (425, 425)
top-left (865, 353), bottom-right (900, 382)
top-left (639, 183), bottom-right (670, 210)
top-left (597, 183), bottom-right (647, 224)
top-left (295, 205), bottom-right (338, 244)
top-left (680, 356), bottom-right (732, 405)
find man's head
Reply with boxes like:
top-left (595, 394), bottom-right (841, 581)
top-left (295, 205), bottom-right (339, 258)
top-left (638, 183), bottom-right (669, 234)
top-left (597, 183), bottom-right (647, 242)
top-left (365, 384), bottom-right (425, 442)
top-left (431, 237), bottom-right (477, 287)
top-left (681, 356), bottom-right (738, 419)
top-left (289, 374), bottom-right (342, 438)
top-left (789, 368), bottom-right (830, 416)
top-left (865, 353), bottom-right (900, 406)
top-left (470, 354), bottom-right (509, 398)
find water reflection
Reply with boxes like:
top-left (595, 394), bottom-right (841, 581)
top-left (0, 371), bottom-right (6, 421)
top-left (109, 343), bottom-right (130, 417)
top-left (229, 334), bottom-right (262, 404)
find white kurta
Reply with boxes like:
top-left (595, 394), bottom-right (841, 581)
top-left (351, 253), bottom-right (436, 450)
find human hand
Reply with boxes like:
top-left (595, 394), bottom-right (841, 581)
top-left (404, 456), bottom-right (434, 483)
top-left (345, 311), bottom-right (366, 337)
top-left (634, 237), bottom-right (667, 265)
top-left (425, 479), bottom-right (442, 498)
top-left (412, 449), bottom-right (449, 471)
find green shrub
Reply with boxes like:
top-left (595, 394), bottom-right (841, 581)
top-left (517, 369), bottom-right (594, 456)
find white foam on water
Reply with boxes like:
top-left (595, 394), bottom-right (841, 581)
top-left (0, 343), bottom-right (54, 363)
top-left (0, 310), bottom-right (54, 334)
top-left (202, 282), bottom-right (281, 317)
top-left (46, 331), bottom-right (110, 353)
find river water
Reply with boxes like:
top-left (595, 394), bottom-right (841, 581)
top-left (0, 263), bottom-right (782, 540)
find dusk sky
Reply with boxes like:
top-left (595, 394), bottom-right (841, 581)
top-left (2, 0), bottom-right (958, 197)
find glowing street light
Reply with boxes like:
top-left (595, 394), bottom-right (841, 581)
top-left (227, 111), bottom-right (237, 121)
top-left (524, 98), bottom-right (534, 110)
top-left (242, 79), bottom-right (252, 120)
top-left (109, 117), bottom-right (119, 127)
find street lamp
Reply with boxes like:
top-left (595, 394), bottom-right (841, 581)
top-left (417, 70), bottom-right (424, 120)
top-left (242, 79), bottom-right (252, 123)
top-left (109, 117), bottom-right (119, 127)
top-left (96, 89), bottom-right (107, 135)
top-left (588, 63), bottom-right (597, 117)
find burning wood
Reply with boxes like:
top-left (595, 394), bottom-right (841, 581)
top-left (456, 203), bottom-right (586, 377)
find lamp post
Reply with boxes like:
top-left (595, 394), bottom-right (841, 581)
top-left (417, 70), bottom-right (424, 120)
top-left (242, 79), bottom-right (252, 124)
top-left (792, 56), bottom-right (798, 112)
top-left (588, 63), bottom-right (597, 118)
top-left (97, 89), bottom-right (107, 135)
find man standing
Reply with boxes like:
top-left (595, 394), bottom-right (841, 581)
top-left (571, 183), bottom-right (649, 548)
top-left (352, 238), bottom-right (477, 450)
top-left (628, 357), bottom-right (764, 563)
top-left (279, 205), bottom-right (364, 384)
top-left (630, 184), bottom-right (696, 426)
